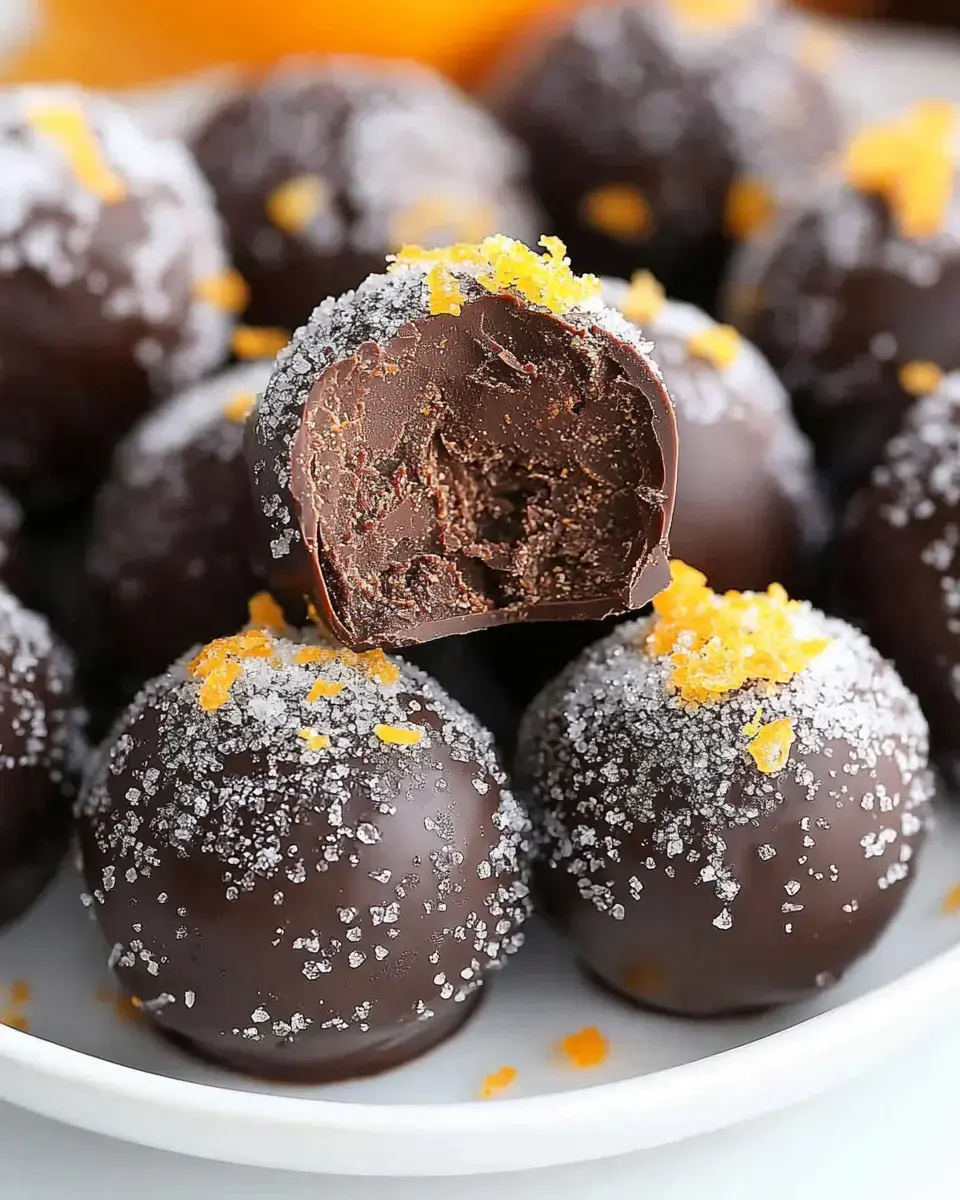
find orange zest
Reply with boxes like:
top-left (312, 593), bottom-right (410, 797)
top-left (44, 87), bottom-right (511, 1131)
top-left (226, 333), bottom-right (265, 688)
top-left (724, 177), bottom-right (776, 240)
top-left (479, 1065), bottom-right (518, 1100)
top-left (898, 360), bottom-right (944, 397)
top-left (391, 235), bottom-right (600, 316)
top-left (645, 561), bottom-right (831, 708)
top-left (374, 723), bottom-right (423, 746)
top-left (223, 391), bottom-right (256, 422)
top-left (620, 270), bottom-right (665, 326)
top-left (425, 263), bottom-right (465, 315)
top-left (187, 629), bottom-right (275, 711)
top-left (580, 183), bottom-right (653, 242)
top-left (294, 644), bottom-right (400, 686)
top-left (559, 1026), bottom-right (609, 1069)
top-left (844, 101), bottom-right (957, 239)
top-left (746, 717), bottom-right (795, 775)
top-left (266, 174), bottom-right (328, 234)
top-left (687, 324), bottom-right (742, 370)
top-left (307, 678), bottom-right (345, 701)
top-left (232, 325), bottom-right (289, 360)
top-left (297, 727), bottom-right (331, 752)
top-left (668, 0), bottom-right (756, 28)
top-left (194, 268), bottom-right (250, 314)
top-left (28, 101), bottom-right (126, 202)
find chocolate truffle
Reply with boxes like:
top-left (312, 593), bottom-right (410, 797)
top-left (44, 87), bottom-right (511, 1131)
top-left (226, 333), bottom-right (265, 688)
top-left (606, 272), bottom-right (824, 593)
top-left (78, 617), bottom-right (532, 1082)
top-left (838, 374), bottom-right (960, 764)
top-left (191, 57), bottom-right (543, 332)
top-left (491, 0), bottom-right (842, 306)
top-left (0, 85), bottom-right (235, 506)
top-left (726, 100), bottom-right (960, 499)
top-left (517, 562), bottom-right (931, 1016)
top-left (0, 586), bottom-right (86, 928)
top-left (248, 236), bottom-right (678, 650)
top-left (87, 360), bottom-right (274, 695)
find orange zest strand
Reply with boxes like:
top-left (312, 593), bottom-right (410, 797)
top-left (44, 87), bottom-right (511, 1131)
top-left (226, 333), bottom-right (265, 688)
top-left (194, 268), bottom-right (250, 314)
top-left (559, 1026), bottom-right (609, 1069)
top-left (479, 1065), bottom-right (518, 1100)
top-left (232, 325), bottom-right (289, 360)
top-left (28, 101), bottom-right (126, 202)
top-left (645, 561), bottom-right (831, 708)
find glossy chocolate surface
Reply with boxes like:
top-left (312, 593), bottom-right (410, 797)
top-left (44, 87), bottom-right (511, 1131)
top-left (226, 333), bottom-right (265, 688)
top-left (88, 362), bottom-right (272, 695)
top-left (79, 632), bottom-right (532, 1082)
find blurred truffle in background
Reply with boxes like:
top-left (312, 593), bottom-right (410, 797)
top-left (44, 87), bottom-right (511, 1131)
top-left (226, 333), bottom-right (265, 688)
top-left (490, 0), bottom-right (843, 308)
top-left (726, 99), bottom-right (960, 502)
top-left (191, 57), bottom-right (543, 332)
top-left (0, 85), bottom-right (236, 509)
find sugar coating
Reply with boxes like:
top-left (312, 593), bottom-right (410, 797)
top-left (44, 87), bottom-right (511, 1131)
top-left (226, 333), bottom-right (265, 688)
top-left (0, 584), bottom-right (86, 784)
top-left (250, 261), bottom-right (659, 565)
top-left (194, 56), bottom-right (539, 263)
top-left (873, 373), bottom-right (960, 527)
top-left (518, 608), bottom-right (931, 928)
top-left (79, 629), bottom-right (533, 1033)
top-left (88, 361), bottom-right (272, 588)
top-left (0, 85), bottom-right (232, 391)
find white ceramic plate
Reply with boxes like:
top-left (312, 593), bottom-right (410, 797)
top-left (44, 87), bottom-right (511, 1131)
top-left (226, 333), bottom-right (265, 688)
top-left (0, 802), bottom-right (957, 1177)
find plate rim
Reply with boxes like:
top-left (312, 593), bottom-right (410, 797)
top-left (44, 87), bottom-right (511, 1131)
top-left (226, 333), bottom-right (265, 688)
top-left (1, 934), bottom-right (959, 1174)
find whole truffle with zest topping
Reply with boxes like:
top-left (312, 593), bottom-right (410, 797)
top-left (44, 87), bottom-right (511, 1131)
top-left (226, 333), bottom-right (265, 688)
top-left (0, 85), bottom-right (234, 506)
top-left (87, 361), bottom-right (274, 696)
top-left (517, 561), bottom-right (931, 1017)
top-left (726, 100), bottom-right (960, 499)
top-left (0, 586), bottom-right (87, 928)
top-left (606, 273), bottom-right (824, 593)
top-left (77, 610), bottom-right (533, 1082)
top-left (490, 0), bottom-right (842, 306)
top-left (839, 373), bottom-right (960, 765)
top-left (190, 57), bottom-right (543, 332)
top-left (247, 235), bottom-right (678, 650)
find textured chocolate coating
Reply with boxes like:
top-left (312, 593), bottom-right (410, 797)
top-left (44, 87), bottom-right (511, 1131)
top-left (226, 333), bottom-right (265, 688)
top-left (0, 86), bottom-right (233, 507)
top-left (517, 612), bottom-right (931, 1016)
top-left (0, 586), bottom-right (86, 928)
top-left (726, 181), bottom-right (960, 500)
top-left (491, 0), bottom-right (842, 305)
top-left (838, 375), bottom-right (960, 762)
top-left (78, 630), bottom-right (532, 1082)
top-left (87, 361), bottom-right (273, 695)
top-left (249, 265), bottom-right (677, 650)
top-left (191, 57), bottom-right (543, 332)
top-left (604, 278), bottom-right (824, 594)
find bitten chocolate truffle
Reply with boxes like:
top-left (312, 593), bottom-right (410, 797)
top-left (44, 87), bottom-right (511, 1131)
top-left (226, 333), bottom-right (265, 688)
top-left (491, 0), bottom-right (842, 305)
top-left (0, 586), bottom-right (86, 928)
top-left (727, 101), bottom-right (960, 499)
top-left (839, 374), bottom-right (960, 764)
top-left (248, 236), bottom-right (678, 650)
top-left (87, 361), bottom-right (274, 695)
top-left (517, 562), bottom-right (931, 1016)
top-left (191, 57), bottom-right (543, 332)
top-left (78, 612), bottom-right (532, 1082)
top-left (606, 272), bottom-right (824, 593)
top-left (0, 85), bottom-right (235, 506)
